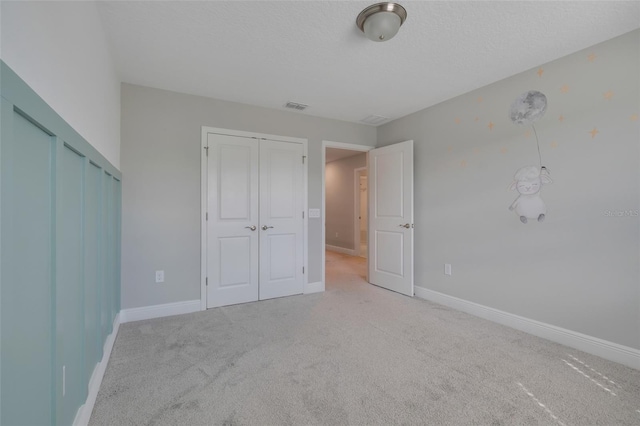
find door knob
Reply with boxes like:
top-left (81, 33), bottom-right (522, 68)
top-left (262, 225), bottom-right (274, 231)
top-left (399, 223), bottom-right (411, 228)
top-left (245, 225), bottom-right (256, 231)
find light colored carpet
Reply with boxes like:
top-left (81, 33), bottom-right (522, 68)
top-left (91, 251), bottom-right (640, 425)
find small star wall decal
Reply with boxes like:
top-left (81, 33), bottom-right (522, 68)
top-left (631, 114), bottom-right (638, 121)
top-left (488, 121), bottom-right (494, 130)
top-left (603, 90), bottom-right (614, 100)
top-left (477, 96), bottom-right (483, 103)
top-left (560, 85), bottom-right (570, 93)
top-left (524, 130), bottom-right (531, 138)
top-left (589, 127), bottom-right (599, 139)
top-left (454, 117), bottom-right (461, 124)
top-left (587, 53), bottom-right (597, 62)
top-left (460, 160), bottom-right (467, 168)
top-left (537, 68), bottom-right (544, 77)
top-left (558, 114), bottom-right (565, 122)
top-left (447, 146), bottom-right (453, 152)
top-left (500, 147), bottom-right (508, 154)
top-left (474, 117), bottom-right (479, 122)
top-left (550, 141), bottom-right (558, 149)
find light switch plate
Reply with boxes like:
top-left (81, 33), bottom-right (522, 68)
top-left (155, 270), bottom-right (165, 283)
top-left (308, 208), bottom-right (320, 218)
top-left (444, 264), bottom-right (452, 276)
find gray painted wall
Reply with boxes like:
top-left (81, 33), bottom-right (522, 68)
top-left (326, 153), bottom-right (367, 250)
top-left (377, 30), bottom-right (640, 349)
top-left (121, 84), bottom-right (376, 309)
top-left (1, 1), bottom-right (121, 168)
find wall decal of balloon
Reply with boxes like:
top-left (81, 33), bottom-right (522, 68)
top-left (508, 90), bottom-right (552, 224)
top-left (509, 91), bottom-right (548, 125)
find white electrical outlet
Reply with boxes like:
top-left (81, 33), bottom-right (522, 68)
top-left (335, 232), bottom-right (339, 237)
top-left (155, 270), bottom-right (165, 283)
top-left (444, 264), bottom-right (452, 276)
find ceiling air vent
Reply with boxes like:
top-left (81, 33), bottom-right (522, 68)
top-left (284, 101), bottom-right (308, 111)
top-left (360, 115), bottom-right (389, 125)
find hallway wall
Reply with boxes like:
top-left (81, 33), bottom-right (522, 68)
top-left (325, 153), bottom-right (367, 251)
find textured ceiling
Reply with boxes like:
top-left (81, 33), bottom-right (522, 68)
top-left (98, 1), bottom-right (640, 126)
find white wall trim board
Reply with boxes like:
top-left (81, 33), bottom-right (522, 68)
top-left (325, 244), bottom-right (356, 256)
top-left (120, 300), bottom-right (201, 324)
top-left (414, 287), bottom-right (640, 370)
top-left (304, 281), bottom-right (324, 294)
top-left (302, 139), bottom-right (309, 303)
top-left (73, 313), bottom-right (121, 426)
top-left (200, 126), bottom-right (209, 311)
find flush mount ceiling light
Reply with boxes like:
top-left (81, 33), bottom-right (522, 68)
top-left (356, 2), bottom-right (407, 42)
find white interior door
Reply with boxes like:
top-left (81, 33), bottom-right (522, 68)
top-left (259, 140), bottom-right (304, 300)
top-left (207, 133), bottom-right (259, 308)
top-left (368, 140), bottom-right (414, 296)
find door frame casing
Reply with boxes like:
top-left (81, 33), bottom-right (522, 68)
top-left (201, 126), bottom-right (308, 310)
top-left (321, 141), bottom-right (374, 291)
top-left (354, 167), bottom-right (367, 258)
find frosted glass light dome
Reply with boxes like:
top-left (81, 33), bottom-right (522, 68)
top-left (356, 3), bottom-right (407, 43)
top-left (363, 11), bottom-right (401, 41)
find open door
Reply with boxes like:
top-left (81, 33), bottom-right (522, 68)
top-left (368, 140), bottom-right (414, 296)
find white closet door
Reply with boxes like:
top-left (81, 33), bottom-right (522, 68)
top-left (207, 133), bottom-right (259, 308)
top-left (259, 140), bottom-right (304, 300)
top-left (368, 140), bottom-right (414, 297)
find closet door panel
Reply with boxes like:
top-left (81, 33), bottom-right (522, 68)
top-left (206, 134), bottom-right (259, 308)
top-left (259, 140), bottom-right (304, 300)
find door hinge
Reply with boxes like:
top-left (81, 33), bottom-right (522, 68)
top-left (302, 266), bottom-right (305, 274)
top-left (206, 277), bottom-right (208, 286)
top-left (206, 212), bottom-right (208, 221)
top-left (302, 211), bottom-right (304, 219)
top-left (204, 146), bottom-right (209, 156)
top-left (302, 155), bottom-right (306, 164)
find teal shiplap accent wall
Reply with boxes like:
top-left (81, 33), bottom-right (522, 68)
top-left (1, 61), bottom-right (121, 426)
top-left (1, 104), bottom-right (55, 426)
top-left (85, 162), bottom-right (103, 385)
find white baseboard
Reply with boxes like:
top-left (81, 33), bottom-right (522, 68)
top-left (73, 313), bottom-right (121, 426)
top-left (120, 299), bottom-right (201, 323)
top-left (414, 287), bottom-right (640, 370)
top-left (326, 244), bottom-right (356, 256)
top-left (304, 281), bottom-right (324, 294)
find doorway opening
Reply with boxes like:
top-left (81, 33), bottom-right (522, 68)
top-left (322, 141), bottom-right (373, 290)
top-left (321, 139), bottom-right (414, 297)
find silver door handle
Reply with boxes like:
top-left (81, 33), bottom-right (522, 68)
top-left (245, 225), bottom-right (256, 231)
top-left (262, 225), bottom-right (274, 231)
top-left (399, 223), bottom-right (411, 228)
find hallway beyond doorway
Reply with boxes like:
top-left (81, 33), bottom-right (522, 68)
top-left (325, 250), bottom-right (367, 291)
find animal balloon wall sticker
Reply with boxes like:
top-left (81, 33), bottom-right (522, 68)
top-left (508, 91), bottom-right (553, 224)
